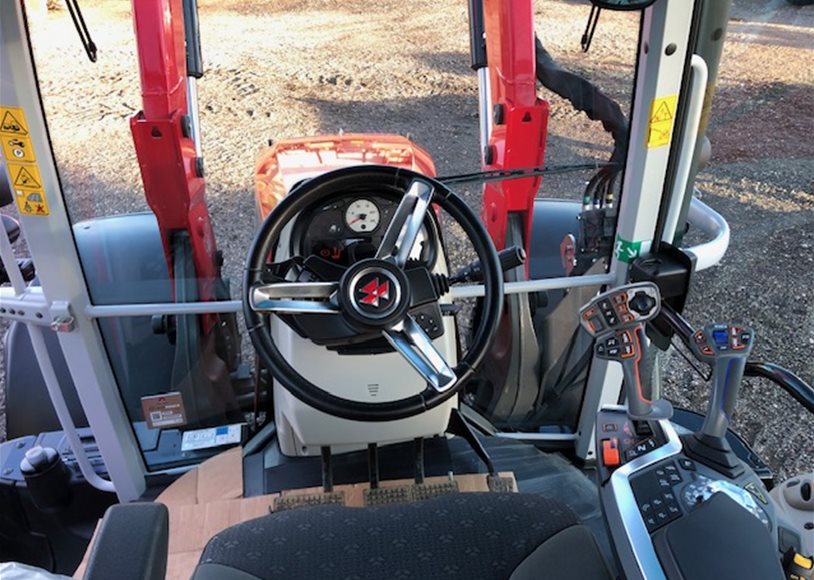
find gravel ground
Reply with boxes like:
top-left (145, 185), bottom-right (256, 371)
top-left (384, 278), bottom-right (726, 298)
top-left (1, 0), bottom-right (812, 481)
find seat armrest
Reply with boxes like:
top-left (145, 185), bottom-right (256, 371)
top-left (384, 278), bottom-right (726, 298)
top-left (83, 503), bottom-right (169, 580)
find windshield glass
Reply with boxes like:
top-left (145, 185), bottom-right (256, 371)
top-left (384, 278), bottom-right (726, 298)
top-left (24, 1), bottom-right (636, 470)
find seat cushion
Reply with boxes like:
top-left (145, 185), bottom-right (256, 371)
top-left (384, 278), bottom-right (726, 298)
top-left (193, 492), bottom-right (611, 580)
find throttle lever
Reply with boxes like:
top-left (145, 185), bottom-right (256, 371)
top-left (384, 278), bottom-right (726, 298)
top-left (579, 282), bottom-right (673, 421)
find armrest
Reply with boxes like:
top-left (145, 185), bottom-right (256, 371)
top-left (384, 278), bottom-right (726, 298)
top-left (83, 503), bottom-right (168, 580)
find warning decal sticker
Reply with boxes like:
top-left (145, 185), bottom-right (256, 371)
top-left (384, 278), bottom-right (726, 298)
top-left (646, 95), bottom-right (677, 149)
top-left (0, 108), bottom-right (29, 136)
top-left (0, 106), bottom-right (50, 217)
top-left (10, 163), bottom-right (42, 190)
top-left (2, 135), bottom-right (36, 163)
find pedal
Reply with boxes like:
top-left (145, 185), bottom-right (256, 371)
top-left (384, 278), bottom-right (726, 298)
top-left (487, 475), bottom-right (515, 493)
top-left (274, 491), bottom-right (345, 511)
top-left (364, 485), bottom-right (412, 506)
top-left (412, 481), bottom-right (459, 501)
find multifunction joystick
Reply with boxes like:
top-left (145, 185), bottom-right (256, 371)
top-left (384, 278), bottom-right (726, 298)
top-left (579, 282), bottom-right (673, 422)
top-left (682, 322), bottom-right (755, 478)
top-left (688, 323), bottom-right (755, 439)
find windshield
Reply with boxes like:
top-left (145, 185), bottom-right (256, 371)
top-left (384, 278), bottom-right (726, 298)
top-left (14, 0), bottom-right (811, 479)
top-left (19, 1), bottom-right (633, 470)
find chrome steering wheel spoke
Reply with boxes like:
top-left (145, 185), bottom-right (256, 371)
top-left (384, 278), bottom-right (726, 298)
top-left (250, 281), bottom-right (340, 314)
top-left (375, 179), bottom-right (433, 267)
top-left (383, 315), bottom-right (456, 392)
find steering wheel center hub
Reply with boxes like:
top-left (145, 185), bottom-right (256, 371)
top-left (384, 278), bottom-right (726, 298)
top-left (340, 259), bottom-right (410, 327)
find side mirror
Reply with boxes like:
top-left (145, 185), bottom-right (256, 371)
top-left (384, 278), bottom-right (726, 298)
top-left (590, 0), bottom-right (658, 10)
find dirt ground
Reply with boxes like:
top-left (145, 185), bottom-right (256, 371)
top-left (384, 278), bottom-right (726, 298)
top-left (1, 0), bottom-right (812, 481)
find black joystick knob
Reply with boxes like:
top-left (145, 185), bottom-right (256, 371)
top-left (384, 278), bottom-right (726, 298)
top-left (20, 445), bottom-right (72, 512)
top-left (629, 291), bottom-right (656, 315)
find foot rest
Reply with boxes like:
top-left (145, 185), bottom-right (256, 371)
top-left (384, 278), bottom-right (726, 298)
top-left (274, 491), bottom-right (345, 511)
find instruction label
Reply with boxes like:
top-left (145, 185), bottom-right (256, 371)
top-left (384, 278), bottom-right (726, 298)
top-left (646, 95), bottom-right (677, 149)
top-left (0, 106), bottom-right (50, 216)
top-left (614, 234), bottom-right (643, 263)
top-left (141, 392), bottom-right (188, 429)
top-left (181, 424), bottom-right (244, 452)
top-left (2, 135), bottom-right (36, 163)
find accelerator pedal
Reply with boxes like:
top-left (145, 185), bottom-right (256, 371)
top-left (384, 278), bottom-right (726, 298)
top-left (364, 480), bottom-right (460, 506)
top-left (487, 475), bottom-right (516, 493)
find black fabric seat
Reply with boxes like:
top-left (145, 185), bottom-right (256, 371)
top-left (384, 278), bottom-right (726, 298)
top-left (192, 492), bottom-right (612, 580)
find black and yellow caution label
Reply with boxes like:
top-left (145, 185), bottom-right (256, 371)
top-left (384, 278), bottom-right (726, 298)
top-left (1, 134), bottom-right (36, 163)
top-left (0, 108), bottom-right (29, 136)
top-left (0, 106), bottom-right (50, 217)
top-left (646, 95), bottom-right (677, 149)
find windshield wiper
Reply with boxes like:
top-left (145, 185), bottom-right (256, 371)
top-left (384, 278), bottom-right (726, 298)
top-left (438, 162), bottom-right (613, 186)
top-left (65, 0), bottom-right (97, 63)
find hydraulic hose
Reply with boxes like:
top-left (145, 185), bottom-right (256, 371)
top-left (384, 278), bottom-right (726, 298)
top-left (534, 37), bottom-right (629, 169)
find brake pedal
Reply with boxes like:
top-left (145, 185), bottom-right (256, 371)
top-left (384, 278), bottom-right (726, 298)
top-left (364, 485), bottom-right (412, 506)
top-left (412, 481), bottom-right (460, 501)
top-left (274, 492), bottom-right (346, 511)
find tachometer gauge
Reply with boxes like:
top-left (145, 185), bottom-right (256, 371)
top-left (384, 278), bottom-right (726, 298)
top-left (344, 199), bottom-right (380, 233)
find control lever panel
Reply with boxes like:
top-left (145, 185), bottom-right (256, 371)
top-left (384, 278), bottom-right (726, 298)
top-left (580, 282), bottom-right (672, 421)
top-left (579, 282), bottom-right (660, 336)
top-left (689, 323), bottom-right (754, 359)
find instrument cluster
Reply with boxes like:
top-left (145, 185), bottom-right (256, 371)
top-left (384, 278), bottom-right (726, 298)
top-left (295, 194), bottom-right (437, 267)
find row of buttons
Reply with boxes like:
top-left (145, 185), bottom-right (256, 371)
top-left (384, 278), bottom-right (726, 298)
top-left (693, 325), bottom-right (752, 354)
top-left (641, 488), bottom-right (683, 532)
top-left (596, 329), bottom-right (636, 360)
top-left (415, 307), bottom-right (443, 338)
top-left (631, 459), bottom-right (697, 534)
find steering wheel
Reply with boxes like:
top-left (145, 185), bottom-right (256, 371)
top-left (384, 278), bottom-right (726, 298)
top-left (243, 165), bottom-right (503, 422)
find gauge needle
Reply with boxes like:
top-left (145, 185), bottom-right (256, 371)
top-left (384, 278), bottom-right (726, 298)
top-left (349, 214), bottom-right (367, 224)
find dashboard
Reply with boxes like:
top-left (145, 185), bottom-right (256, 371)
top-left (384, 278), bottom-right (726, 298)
top-left (292, 191), bottom-right (438, 267)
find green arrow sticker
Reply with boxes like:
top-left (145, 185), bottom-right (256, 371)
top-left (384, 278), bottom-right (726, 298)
top-left (614, 235), bottom-right (642, 263)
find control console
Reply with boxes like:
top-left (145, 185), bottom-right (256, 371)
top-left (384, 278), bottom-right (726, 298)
top-left (596, 407), bottom-right (794, 580)
top-left (583, 284), bottom-right (808, 579)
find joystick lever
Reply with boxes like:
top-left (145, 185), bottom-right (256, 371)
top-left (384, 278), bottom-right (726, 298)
top-left (681, 323), bottom-right (755, 478)
top-left (688, 323), bottom-right (754, 439)
top-left (579, 282), bottom-right (673, 422)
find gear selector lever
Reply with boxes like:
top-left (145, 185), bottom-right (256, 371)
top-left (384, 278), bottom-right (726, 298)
top-left (579, 282), bottom-right (673, 422)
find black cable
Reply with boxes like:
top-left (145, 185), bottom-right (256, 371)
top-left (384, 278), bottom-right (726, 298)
top-left (669, 336), bottom-right (711, 382)
top-left (437, 162), bottom-right (609, 186)
top-left (65, 0), bottom-right (97, 63)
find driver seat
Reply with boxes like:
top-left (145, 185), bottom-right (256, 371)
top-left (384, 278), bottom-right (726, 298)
top-left (191, 492), bottom-right (613, 580)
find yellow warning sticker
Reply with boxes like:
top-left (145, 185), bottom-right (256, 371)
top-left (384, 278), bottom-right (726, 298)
top-left (8, 162), bottom-right (43, 190)
top-left (646, 95), bottom-right (677, 149)
top-left (16, 190), bottom-right (49, 216)
top-left (0, 107), bottom-right (30, 136)
top-left (1, 134), bottom-right (36, 163)
top-left (1, 106), bottom-right (50, 217)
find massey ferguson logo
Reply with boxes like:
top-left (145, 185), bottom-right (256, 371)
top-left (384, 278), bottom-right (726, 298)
top-left (359, 277), bottom-right (390, 307)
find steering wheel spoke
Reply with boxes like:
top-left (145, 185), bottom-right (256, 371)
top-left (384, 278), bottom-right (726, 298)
top-left (383, 316), bottom-right (457, 392)
top-left (250, 281), bottom-right (340, 314)
top-left (375, 179), bottom-right (433, 267)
